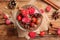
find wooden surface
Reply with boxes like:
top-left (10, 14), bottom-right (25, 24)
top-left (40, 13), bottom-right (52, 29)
top-left (0, 0), bottom-right (60, 40)
top-left (44, 0), bottom-right (60, 10)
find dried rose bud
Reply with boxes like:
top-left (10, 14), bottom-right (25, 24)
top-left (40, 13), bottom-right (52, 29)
top-left (28, 7), bottom-right (35, 15)
top-left (21, 9), bottom-right (29, 17)
top-left (3, 14), bottom-right (8, 19)
top-left (40, 9), bottom-right (44, 13)
top-left (22, 17), bottom-right (31, 23)
top-left (46, 5), bottom-right (51, 12)
top-left (28, 32), bottom-right (36, 38)
top-left (30, 22), bottom-right (35, 27)
top-left (5, 19), bottom-right (11, 25)
top-left (40, 31), bottom-right (45, 36)
top-left (32, 17), bottom-right (37, 23)
top-left (17, 15), bottom-right (22, 21)
top-left (57, 29), bottom-right (60, 35)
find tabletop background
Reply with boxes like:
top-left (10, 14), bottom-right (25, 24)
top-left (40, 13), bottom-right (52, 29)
top-left (0, 0), bottom-right (60, 40)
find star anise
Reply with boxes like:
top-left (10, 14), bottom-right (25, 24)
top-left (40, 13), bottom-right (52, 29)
top-left (8, 0), bottom-right (16, 9)
top-left (52, 11), bottom-right (59, 20)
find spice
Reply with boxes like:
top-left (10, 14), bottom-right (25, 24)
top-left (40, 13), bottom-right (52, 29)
top-left (8, 0), bottom-right (16, 9)
top-left (52, 11), bottom-right (59, 20)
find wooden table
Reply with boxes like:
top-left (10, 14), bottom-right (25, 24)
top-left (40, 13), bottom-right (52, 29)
top-left (0, 0), bottom-right (60, 40)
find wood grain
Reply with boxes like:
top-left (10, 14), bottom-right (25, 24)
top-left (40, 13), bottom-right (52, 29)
top-left (0, 0), bottom-right (60, 40)
top-left (44, 0), bottom-right (60, 10)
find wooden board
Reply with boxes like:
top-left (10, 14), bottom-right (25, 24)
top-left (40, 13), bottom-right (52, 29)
top-left (0, 0), bottom-right (60, 40)
top-left (44, 0), bottom-right (60, 10)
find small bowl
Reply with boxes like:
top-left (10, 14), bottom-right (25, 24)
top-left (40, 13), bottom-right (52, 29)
top-left (16, 5), bottom-right (43, 32)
